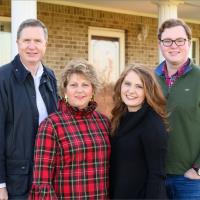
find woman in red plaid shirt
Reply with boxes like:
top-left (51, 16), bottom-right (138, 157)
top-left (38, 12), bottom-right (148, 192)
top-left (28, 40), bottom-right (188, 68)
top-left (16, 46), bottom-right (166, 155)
top-left (29, 59), bottom-right (111, 199)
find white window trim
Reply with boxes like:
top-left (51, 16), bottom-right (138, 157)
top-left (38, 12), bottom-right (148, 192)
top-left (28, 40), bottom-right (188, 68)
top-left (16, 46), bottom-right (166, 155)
top-left (88, 27), bottom-right (125, 78)
top-left (189, 38), bottom-right (199, 65)
top-left (0, 16), bottom-right (11, 22)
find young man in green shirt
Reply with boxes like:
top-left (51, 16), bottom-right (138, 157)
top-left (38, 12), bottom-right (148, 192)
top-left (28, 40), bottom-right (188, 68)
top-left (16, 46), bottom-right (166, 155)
top-left (155, 18), bottom-right (200, 199)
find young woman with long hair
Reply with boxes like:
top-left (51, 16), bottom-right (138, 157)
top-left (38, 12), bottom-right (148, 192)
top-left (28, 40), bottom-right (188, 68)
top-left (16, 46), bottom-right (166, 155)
top-left (110, 64), bottom-right (168, 199)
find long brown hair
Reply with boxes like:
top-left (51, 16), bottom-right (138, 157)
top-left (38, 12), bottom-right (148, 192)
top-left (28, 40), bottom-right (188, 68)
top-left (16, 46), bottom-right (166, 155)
top-left (111, 64), bottom-right (168, 135)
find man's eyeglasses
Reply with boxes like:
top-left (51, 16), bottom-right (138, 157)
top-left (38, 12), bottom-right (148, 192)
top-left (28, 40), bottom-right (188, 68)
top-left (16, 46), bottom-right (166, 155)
top-left (160, 38), bottom-right (188, 47)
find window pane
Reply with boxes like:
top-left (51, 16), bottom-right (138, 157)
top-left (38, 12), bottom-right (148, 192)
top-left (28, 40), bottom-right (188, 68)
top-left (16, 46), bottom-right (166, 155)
top-left (91, 36), bottom-right (120, 84)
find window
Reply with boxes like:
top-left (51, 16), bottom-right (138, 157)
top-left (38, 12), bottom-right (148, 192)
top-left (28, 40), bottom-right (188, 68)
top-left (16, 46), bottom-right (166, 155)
top-left (88, 27), bottom-right (125, 83)
top-left (189, 38), bottom-right (199, 65)
top-left (88, 27), bottom-right (125, 117)
top-left (0, 20), bottom-right (11, 66)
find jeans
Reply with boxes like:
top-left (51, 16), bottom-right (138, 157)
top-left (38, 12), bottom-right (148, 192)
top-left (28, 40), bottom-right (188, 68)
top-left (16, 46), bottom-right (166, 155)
top-left (166, 175), bottom-right (200, 199)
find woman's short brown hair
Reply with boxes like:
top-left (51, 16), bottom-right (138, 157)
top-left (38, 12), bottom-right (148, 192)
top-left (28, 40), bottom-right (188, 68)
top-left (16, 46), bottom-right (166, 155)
top-left (59, 59), bottom-right (100, 97)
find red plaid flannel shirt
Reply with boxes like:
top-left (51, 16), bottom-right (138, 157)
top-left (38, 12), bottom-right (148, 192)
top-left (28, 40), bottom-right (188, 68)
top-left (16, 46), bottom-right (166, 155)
top-left (29, 99), bottom-right (111, 199)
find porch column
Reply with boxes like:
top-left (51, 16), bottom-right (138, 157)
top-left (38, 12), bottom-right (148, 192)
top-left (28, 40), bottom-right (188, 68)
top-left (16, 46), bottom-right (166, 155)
top-left (152, 0), bottom-right (184, 62)
top-left (11, 0), bottom-right (37, 58)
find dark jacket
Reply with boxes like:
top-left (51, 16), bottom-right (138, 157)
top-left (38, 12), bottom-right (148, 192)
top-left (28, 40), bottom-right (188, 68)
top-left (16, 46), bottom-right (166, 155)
top-left (110, 103), bottom-right (168, 199)
top-left (0, 55), bottom-right (58, 198)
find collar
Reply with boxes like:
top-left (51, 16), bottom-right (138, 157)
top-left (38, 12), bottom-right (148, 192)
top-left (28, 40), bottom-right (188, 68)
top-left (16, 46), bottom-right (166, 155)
top-left (12, 54), bottom-right (47, 83)
top-left (114, 102), bottom-right (150, 137)
top-left (162, 59), bottom-right (190, 78)
top-left (12, 54), bottom-right (30, 83)
top-left (23, 62), bottom-right (44, 79)
top-left (58, 98), bottom-right (97, 117)
top-left (155, 58), bottom-right (192, 77)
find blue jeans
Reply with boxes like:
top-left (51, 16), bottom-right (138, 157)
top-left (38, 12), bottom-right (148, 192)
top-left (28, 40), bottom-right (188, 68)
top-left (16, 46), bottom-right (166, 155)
top-left (166, 175), bottom-right (200, 199)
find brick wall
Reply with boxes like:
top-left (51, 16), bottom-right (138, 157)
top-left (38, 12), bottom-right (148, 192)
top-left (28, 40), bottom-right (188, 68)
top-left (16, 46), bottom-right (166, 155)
top-left (1, 1), bottom-right (200, 73)
top-left (0, 0), bottom-right (10, 17)
top-left (38, 2), bottom-right (160, 76)
top-left (37, 3), bottom-right (160, 116)
top-left (190, 22), bottom-right (200, 38)
top-left (1, 1), bottom-right (200, 115)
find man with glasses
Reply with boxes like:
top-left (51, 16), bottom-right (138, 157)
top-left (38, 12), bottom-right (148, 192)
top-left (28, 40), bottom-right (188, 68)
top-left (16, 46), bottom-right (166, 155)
top-left (155, 18), bottom-right (200, 199)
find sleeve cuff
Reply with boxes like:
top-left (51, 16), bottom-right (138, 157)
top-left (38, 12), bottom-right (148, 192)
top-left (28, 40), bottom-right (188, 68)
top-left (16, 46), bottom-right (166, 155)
top-left (0, 183), bottom-right (6, 188)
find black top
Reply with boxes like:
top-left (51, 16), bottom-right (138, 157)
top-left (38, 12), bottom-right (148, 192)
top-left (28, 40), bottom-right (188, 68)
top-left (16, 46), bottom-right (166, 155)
top-left (110, 103), bottom-right (168, 199)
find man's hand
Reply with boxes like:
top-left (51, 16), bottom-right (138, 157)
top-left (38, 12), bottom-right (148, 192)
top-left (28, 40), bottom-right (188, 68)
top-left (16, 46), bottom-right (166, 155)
top-left (184, 168), bottom-right (200, 179)
top-left (0, 187), bottom-right (8, 200)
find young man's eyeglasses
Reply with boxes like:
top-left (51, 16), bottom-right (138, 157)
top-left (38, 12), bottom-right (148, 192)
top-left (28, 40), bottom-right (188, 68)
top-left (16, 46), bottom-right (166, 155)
top-left (160, 38), bottom-right (188, 47)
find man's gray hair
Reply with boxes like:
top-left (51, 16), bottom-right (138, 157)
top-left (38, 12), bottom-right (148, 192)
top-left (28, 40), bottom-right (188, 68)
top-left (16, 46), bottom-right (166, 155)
top-left (17, 18), bottom-right (48, 40)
